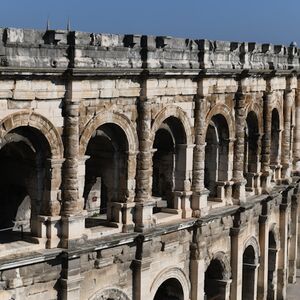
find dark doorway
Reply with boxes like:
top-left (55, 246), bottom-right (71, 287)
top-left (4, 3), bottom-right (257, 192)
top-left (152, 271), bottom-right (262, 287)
top-left (154, 278), bottom-right (184, 300)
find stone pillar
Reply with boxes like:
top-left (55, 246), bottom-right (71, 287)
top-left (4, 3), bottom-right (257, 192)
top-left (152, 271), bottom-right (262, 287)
top-left (60, 256), bottom-right (81, 300)
top-left (293, 87), bottom-right (300, 173)
top-left (120, 151), bottom-right (137, 232)
top-left (174, 144), bottom-right (193, 218)
top-left (261, 91), bottom-right (273, 192)
top-left (135, 98), bottom-right (154, 231)
top-left (288, 192), bottom-right (299, 283)
top-left (281, 90), bottom-right (294, 181)
top-left (192, 95), bottom-right (209, 216)
top-left (257, 214), bottom-right (269, 300)
top-left (277, 201), bottom-right (289, 299)
top-left (132, 236), bottom-right (153, 300)
top-left (61, 81), bottom-right (86, 247)
top-left (232, 91), bottom-right (246, 203)
top-left (230, 226), bottom-right (244, 300)
top-left (190, 239), bottom-right (206, 300)
top-left (34, 158), bottom-right (64, 248)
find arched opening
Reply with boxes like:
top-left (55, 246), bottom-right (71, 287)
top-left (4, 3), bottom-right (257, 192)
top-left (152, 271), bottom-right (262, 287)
top-left (242, 245), bottom-right (257, 300)
top-left (152, 116), bottom-right (187, 213)
top-left (244, 111), bottom-right (260, 192)
top-left (0, 127), bottom-right (51, 242)
top-left (289, 110), bottom-right (294, 160)
top-left (270, 109), bottom-right (281, 182)
top-left (204, 114), bottom-right (229, 199)
top-left (205, 259), bottom-right (229, 300)
top-left (267, 231), bottom-right (277, 300)
top-left (270, 109), bottom-right (280, 165)
top-left (153, 278), bottom-right (184, 300)
top-left (84, 123), bottom-right (128, 226)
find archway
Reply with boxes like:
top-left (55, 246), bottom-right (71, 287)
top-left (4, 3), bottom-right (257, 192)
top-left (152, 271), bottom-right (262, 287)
top-left (267, 230), bottom-right (277, 300)
top-left (152, 116), bottom-right (187, 212)
top-left (83, 123), bottom-right (128, 225)
top-left (270, 109), bottom-right (280, 164)
top-left (205, 258), bottom-right (230, 300)
top-left (244, 111), bottom-right (260, 192)
top-left (153, 278), bottom-right (184, 300)
top-left (88, 287), bottom-right (130, 300)
top-left (242, 245), bottom-right (258, 300)
top-left (204, 114), bottom-right (229, 199)
top-left (0, 127), bottom-right (51, 242)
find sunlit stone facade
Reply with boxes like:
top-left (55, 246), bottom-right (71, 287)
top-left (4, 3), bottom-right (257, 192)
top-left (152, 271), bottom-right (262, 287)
top-left (0, 28), bottom-right (299, 300)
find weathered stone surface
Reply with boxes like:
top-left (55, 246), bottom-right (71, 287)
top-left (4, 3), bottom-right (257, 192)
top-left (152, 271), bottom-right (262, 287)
top-left (0, 27), bottom-right (299, 300)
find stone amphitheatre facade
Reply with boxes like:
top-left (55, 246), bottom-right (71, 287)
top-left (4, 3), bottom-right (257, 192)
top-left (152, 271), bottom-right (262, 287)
top-left (0, 28), bottom-right (299, 300)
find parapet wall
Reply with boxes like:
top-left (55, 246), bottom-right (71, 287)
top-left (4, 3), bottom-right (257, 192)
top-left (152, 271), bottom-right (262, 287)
top-left (0, 27), bottom-right (299, 70)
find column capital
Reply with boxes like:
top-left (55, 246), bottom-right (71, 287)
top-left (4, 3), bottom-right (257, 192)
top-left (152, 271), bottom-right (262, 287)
top-left (259, 214), bottom-right (268, 224)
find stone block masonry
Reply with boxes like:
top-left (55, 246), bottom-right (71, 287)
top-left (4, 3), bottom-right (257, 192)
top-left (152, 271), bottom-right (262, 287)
top-left (0, 27), bottom-right (299, 300)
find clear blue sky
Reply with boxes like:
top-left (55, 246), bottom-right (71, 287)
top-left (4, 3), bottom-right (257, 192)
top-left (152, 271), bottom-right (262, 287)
top-left (0, 0), bottom-right (299, 46)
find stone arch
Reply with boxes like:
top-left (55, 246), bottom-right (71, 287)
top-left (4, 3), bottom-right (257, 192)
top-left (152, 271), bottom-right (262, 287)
top-left (271, 99), bottom-right (284, 131)
top-left (0, 110), bottom-right (63, 158)
top-left (245, 103), bottom-right (263, 135)
top-left (269, 223), bottom-right (280, 250)
top-left (205, 251), bottom-right (231, 280)
top-left (150, 267), bottom-right (190, 300)
top-left (89, 287), bottom-right (130, 300)
top-left (151, 105), bottom-right (193, 145)
top-left (205, 104), bottom-right (235, 139)
top-left (204, 252), bottom-right (231, 300)
top-left (244, 236), bottom-right (260, 264)
top-left (79, 111), bottom-right (138, 156)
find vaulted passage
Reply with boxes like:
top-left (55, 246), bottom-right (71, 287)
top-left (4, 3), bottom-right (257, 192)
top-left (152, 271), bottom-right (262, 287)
top-left (153, 278), bottom-right (184, 300)
top-left (242, 245), bottom-right (257, 300)
top-left (205, 259), bottom-right (228, 300)
top-left (152, 116), bottom-right (187, 211)
top-left (204, 114), bottom-right (229, 198)
top-left (0, 127), bottom-right (50, 242)
top-left (84, 123), bottom-right (128, 222)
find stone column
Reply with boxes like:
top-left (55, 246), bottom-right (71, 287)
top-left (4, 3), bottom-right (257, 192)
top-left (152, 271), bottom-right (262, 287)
top-left (293, 87), bottom-right (300, 173)
top-left (277, 200), bottom-right (289, 299)
top-left (121, 151), bottom-right (137, 232)
top-left (281, 89), bottom-right (294, 181)
top-left (132, 236), bottom-right (153, 300)
top-left (230, 226), bottom-right (244, 300)
top-left (288, 192), bottom-right (299, 283)
top-left (261, 91), bottom-right (273, 192)
top-left (174, 143), bottom-right (193, 218)
top-left (257, 213), bottom-right (268, 300)
top-left (190, 237), bottom-right (206, 300)
top-left (192, 95), bottom-right (209, 216)
top-left (60, 256), bottom-right (81, 300)
top-left (61, 81), bottom-right (86, 247)
top-left (232, 91), bottom-right (246, 203)
top-left (37, 158), bottom-right (64, 248)
top-left (135, 97), bottom-right (154, 231)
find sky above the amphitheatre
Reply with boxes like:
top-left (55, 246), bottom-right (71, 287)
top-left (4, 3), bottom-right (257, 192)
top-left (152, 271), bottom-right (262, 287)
top-left (0, 0), bottom-right (299, 46)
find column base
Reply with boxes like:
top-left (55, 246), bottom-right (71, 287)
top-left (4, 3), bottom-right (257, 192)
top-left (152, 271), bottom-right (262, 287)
top-left (134, 200), bottom-right (155, 232)
top-left (232, 178), bottom-right (247, 204)
top-left (61, 211), bottom-right (87, 248)
top-left (174, 191), bottom-right (193, 218)
top-left (192, 189), bottom-right (209, 217)
top-left (261, 170), bottom-right (273, 193)
top-left (33, 215), bottom-right (61, 249)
